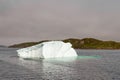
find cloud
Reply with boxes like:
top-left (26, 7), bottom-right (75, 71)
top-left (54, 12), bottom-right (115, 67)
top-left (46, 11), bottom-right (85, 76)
top-left (0, 0), bottom-right (120, 45)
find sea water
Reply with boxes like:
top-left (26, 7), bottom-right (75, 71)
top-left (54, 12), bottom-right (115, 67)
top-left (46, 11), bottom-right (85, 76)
top-left (0, 47), bottom-right (120, 80)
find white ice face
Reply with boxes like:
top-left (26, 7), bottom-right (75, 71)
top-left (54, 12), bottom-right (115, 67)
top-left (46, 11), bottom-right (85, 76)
top-left (17, 41), bottom-right (78, 59)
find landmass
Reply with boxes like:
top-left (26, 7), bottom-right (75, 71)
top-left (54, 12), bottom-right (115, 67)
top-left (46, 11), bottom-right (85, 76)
top-left (0, 45), bottom-right (7, 48)
top-left (9, 38), bottom-right (120, 49)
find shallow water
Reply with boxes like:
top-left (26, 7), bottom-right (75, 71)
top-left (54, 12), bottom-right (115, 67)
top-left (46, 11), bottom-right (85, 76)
top-left (0, 48), bottom-right (120, 80)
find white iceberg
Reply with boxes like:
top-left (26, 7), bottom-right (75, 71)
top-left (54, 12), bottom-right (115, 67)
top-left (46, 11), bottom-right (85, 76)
top-left (17, 41), bottom-right (78, 59)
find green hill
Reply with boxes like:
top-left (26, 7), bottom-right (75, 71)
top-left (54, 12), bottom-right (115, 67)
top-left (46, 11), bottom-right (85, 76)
top-left (9, 38), bottom-right (120, 49)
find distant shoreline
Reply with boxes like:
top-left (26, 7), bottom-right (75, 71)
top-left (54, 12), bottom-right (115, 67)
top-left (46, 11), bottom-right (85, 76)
top-left (8, 38), bottom-right (120, 49)
top-left (76, 48), bottom-right (120, 50)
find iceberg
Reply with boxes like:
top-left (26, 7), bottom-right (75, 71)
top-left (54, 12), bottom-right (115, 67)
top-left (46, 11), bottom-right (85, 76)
top-left (17, 41), bottom-right (78, 59)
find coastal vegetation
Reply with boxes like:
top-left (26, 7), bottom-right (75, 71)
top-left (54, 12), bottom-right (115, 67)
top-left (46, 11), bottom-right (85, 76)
top-left (9, 38), bottom-right (120, 49)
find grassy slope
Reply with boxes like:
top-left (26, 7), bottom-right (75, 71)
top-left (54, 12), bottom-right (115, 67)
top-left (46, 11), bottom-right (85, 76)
top-left (9, 38), bottom-right (120, 49)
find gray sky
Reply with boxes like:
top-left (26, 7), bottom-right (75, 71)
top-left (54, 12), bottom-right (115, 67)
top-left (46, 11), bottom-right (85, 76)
top-left (0, 0), bottom-right (120, 45)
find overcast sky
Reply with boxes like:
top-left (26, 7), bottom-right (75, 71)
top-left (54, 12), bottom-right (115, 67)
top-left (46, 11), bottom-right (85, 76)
top-left (0, 0), bottom-right (120, 45)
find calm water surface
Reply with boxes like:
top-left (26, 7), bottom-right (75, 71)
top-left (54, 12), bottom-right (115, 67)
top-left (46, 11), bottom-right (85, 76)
top-left (0, 47), bottom-right (120, 80)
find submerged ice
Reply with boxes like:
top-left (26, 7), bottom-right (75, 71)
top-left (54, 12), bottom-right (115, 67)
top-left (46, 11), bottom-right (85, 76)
top-left (17, 41), bottom-right (78, 59)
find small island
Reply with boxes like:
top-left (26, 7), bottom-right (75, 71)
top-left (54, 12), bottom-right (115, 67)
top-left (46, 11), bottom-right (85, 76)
top-left (9, 38), bottom-right (120, 49)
